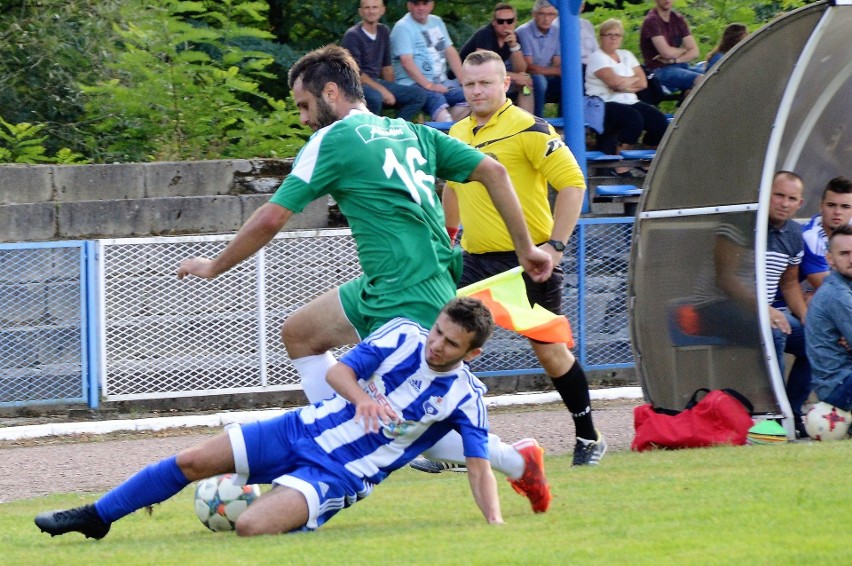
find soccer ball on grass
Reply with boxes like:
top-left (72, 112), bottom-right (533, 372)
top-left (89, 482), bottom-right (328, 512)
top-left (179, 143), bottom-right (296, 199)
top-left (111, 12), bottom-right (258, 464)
top-left (804, 402), bottom-right (851, 441)
top-left (194, 473), bottom-right (261, 532)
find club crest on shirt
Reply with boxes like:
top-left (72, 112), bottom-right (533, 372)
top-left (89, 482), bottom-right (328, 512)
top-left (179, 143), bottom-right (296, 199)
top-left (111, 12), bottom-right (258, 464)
top-left (355, 123), bottom-right (417, 144)
top-left (382, 419), bottom-right (415, 439)
top-left (422, 395), bottom-right (443, 416)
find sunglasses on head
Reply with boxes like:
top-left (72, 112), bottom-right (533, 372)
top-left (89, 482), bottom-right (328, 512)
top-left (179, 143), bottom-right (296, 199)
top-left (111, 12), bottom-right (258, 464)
top-left (494, 17), bottom-right (515, 24)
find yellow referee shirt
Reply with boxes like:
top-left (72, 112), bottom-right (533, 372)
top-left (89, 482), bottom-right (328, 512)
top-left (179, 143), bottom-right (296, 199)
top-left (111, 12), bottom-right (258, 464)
top-left (447, 100), bottom-right (586, 254)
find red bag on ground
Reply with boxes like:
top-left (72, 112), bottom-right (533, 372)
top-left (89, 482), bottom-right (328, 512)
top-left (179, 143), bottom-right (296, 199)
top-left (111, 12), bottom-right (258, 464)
top-left (632, 388), bottom-right (754, 451)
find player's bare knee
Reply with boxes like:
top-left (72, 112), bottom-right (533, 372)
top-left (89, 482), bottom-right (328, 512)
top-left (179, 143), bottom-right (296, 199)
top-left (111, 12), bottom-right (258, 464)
top-left (175, 448), bottom-right (205, 480)
top-left (234, 515), bottom-right (266, 537)
top-left (534, 343), bottom-right (575, 375)
top-left (281, 318), bottom-right (313, 358)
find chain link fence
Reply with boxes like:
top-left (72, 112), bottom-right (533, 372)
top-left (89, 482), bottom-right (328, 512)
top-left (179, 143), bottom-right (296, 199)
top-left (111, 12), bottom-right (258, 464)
top-left (2, 219), bottom-right (634, 407)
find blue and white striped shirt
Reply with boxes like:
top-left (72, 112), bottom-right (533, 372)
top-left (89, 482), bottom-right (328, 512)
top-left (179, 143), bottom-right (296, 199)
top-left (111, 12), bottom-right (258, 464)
top-left (296, 317), bottom-right (490, 485)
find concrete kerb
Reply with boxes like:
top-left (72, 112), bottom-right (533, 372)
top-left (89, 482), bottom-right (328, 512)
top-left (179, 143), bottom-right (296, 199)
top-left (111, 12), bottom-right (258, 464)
top-left (0, 387), bottom-right (643, 441)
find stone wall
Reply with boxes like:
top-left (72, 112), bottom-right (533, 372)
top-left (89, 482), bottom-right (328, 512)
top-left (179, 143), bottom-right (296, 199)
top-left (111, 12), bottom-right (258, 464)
top-left (0, 159), bottom-right (330, 242)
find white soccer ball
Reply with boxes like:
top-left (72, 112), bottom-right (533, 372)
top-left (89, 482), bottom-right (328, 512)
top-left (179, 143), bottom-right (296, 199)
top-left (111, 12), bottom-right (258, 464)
top-left (194, 473), bottom-right (261, 532)
top-left (804, 402), bottom-right (851, 441)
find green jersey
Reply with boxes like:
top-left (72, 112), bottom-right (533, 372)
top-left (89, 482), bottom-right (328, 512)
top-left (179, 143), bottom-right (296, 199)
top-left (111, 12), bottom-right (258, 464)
top-left (271, 110), bottom-right (486, 292)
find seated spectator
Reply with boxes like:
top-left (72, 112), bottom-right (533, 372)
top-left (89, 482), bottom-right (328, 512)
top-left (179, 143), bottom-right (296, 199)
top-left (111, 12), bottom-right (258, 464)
top-left (517, 0), bottom-right (561, 117)
top-left (458, 2), bottom-right (534, 114)
top-left (693, 172), bottom-right (811, 436)
top-left (585, 19), bottom-right (668, 178)
top-left (801, 177), bottom-right (852, 294)
top-left (391, 0), bottom-right (469, 122)
top-left (705, 23), bottom-right (748, 71)
top-left (341, 0), bottom-right (430, 121)
top-left (639, 0), bottom-right (702, 94)
top-left (772, 177), bottom-right (852, 306)
top-left (806, 224), bottom-right (852, 414)
top-left (579, 1), bottom-right (599, 72)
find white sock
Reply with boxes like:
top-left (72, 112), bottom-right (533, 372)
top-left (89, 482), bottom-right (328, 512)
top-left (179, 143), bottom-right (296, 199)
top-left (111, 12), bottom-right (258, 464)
top-left (420, 432), bottom-right (525, 479)
top-left (291, 352), bottom-right (337, 404)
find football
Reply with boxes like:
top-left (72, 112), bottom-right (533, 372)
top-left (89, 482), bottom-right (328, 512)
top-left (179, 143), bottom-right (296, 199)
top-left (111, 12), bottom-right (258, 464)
top-left (804, 402), bottom-right (851, 441)
top-left (194, 473), bottom-right (261, 532)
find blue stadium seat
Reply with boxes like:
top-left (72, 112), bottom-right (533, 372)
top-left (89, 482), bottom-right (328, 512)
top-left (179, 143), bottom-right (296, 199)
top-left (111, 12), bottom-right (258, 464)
top-left (595, 185), bottom-right (642, 197)
top-left (619, 149), bottom-right (657, 160)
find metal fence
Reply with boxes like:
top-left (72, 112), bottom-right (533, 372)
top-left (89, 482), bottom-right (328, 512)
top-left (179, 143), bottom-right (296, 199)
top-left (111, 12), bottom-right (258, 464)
top-left (2, 218), bottom-right (634, 408)
top-left (0, 241), bottom-right (91, 407)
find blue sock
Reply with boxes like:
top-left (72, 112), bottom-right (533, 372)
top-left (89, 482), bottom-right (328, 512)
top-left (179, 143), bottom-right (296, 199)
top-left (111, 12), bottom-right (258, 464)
top-left (95, 455), bottom-right (189, 523)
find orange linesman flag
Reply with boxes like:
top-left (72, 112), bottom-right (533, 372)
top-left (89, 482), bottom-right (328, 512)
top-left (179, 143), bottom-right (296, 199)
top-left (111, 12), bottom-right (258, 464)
top-left (457, 266), bottom-right (574, 346)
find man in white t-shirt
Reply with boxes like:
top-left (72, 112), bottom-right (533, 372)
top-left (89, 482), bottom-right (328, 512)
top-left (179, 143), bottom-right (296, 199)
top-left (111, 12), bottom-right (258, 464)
top-left (391, 0), bottom-right (469, 121)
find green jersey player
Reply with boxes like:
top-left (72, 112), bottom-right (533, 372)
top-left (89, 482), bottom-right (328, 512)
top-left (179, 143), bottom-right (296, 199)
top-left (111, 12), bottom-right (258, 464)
top-left (177, 45), bottom-right (551, 403)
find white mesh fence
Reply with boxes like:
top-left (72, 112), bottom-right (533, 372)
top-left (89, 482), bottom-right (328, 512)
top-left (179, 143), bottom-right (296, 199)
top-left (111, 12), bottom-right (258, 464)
top-left (1, 220), bottom-right (634, 406)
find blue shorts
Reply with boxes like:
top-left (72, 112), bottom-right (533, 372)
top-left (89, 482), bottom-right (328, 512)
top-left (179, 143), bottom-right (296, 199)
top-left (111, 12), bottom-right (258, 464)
top-left (227, 412), bottom-right (373, 530)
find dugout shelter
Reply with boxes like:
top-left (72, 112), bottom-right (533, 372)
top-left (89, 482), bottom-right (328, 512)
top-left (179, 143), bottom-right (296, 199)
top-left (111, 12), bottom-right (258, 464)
top-left (628, 0), bottom-right (852, 437)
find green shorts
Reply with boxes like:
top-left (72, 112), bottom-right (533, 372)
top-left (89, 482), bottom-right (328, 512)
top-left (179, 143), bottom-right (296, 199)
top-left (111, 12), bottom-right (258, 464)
top-left (339, 272), bottom-right (458, 340)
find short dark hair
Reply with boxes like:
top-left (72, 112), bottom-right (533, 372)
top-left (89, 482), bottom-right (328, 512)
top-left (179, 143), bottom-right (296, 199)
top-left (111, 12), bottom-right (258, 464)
top-left (288, 45), bottom-right (365, 103)
top-left (441, 297), bottom-right (494, 350)
top-left (822, 176), bottom-right (852, 200)
top-left (829, 223), bottom-right (852, 249)
top-left (494, 2), bottom-right (515, 15)
top-left (464, 49), bottom-right (504, 68)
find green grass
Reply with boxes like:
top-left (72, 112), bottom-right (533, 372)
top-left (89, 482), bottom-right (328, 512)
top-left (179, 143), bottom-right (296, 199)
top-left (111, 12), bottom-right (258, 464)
top-left (4, 442), bottom-right (850, 565)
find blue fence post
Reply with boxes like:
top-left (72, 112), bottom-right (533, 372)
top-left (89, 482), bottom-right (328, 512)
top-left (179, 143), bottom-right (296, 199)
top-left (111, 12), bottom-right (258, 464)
top-left (84, 241), bottom-right (100, 409)
top-left (576, 221), bottom-right (587, 364)
top-left (557, 0), bottom-right (590, 214)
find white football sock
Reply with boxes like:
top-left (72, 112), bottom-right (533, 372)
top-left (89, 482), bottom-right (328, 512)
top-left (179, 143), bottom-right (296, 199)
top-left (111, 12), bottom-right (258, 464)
top-left (291, 352), bottom-right (337, 404)
top-left (420, 431), bottom-right (525, 479)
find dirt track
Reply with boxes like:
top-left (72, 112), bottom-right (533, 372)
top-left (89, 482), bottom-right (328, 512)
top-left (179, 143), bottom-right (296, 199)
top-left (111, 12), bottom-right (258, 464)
top-left (0, 398), bottom-right (639, 503)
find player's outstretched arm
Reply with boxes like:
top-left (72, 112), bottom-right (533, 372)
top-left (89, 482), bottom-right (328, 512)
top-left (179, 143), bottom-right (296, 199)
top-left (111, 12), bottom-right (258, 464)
top-left (466, 456), bottom-right (504, 525)
top-left (468, 158), bottom-right (553, 282)
top-left (177, 203), bottom-right (292, 280)
top-left (326, 362), bottom-right (397, 432)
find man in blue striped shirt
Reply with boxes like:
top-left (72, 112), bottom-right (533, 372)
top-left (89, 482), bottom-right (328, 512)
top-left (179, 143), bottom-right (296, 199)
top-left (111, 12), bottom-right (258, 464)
top-left (766, 171), bottom-right (810, 435)
top-left (36, 298), bottom-right (549, 539)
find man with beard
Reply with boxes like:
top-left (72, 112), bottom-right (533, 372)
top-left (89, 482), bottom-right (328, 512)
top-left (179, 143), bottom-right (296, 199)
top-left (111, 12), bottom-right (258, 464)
top-left (177, 45), bottom-right (552, 405)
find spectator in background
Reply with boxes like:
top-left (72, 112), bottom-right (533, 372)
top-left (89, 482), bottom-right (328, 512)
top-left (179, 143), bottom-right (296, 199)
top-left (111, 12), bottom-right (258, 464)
top-left (517, 0), bottom-right (561, 117)
top-left (800, 177), bottom-right (852, 294)
top-left (341, 0), bottom-right (431, 121)
top-left (391, 0), bottom-right (469, 121)
top-left (579, 1), bottom-right (599, 70)
top-left (773, 177), bottom-right (852, 306)
top-left (585, 19), bottom-right (668, 178)
top-left (639, 0), bottom-right (702, 93)
top-left (692, 172), bottom-right (811, 437)
top-left (805, 225), bottom-right (852, 415)
top-left (458, 3), bottom-right (535, 114)
top-left (705, 23), bottom-right (748, 71)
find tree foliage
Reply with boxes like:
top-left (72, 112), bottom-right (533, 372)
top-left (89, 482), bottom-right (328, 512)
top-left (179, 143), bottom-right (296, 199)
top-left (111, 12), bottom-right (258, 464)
top-left (79, 0), bottom-right (308, 162)
top-left (0, 118), bottom-right (88, 164)
top-left (0, 0), bottom-right (819, 164)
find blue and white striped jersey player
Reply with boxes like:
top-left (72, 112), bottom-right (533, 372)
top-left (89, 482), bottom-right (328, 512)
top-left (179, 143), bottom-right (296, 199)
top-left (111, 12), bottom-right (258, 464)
top-left (35, 298), bottom-right (549, 539)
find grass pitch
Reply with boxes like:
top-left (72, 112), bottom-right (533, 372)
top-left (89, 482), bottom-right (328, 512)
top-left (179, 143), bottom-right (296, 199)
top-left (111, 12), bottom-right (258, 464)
top-left (3, 441), bottom-right (850, 565)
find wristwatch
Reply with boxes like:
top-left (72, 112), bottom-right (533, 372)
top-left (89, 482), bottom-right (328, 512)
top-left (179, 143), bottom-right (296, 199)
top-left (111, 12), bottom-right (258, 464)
top-left (547, 239), bottom-right (566, 252)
